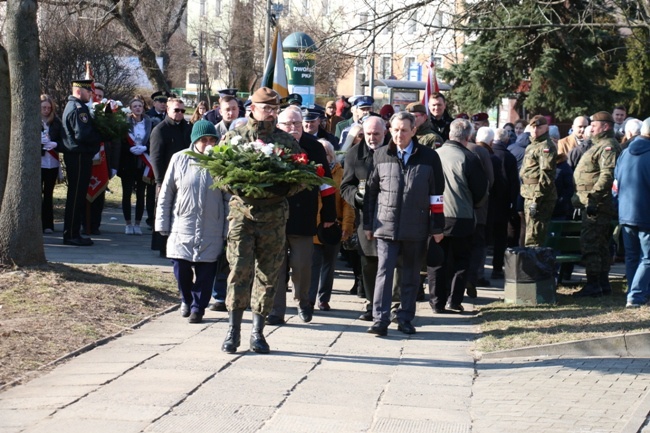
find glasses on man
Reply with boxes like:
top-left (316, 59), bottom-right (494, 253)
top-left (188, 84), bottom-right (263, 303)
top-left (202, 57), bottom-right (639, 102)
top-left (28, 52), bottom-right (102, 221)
top-left (257, 105), bottom-right (279, 113)
top-left (173, 108), bottom-right (186, 113)
top-left (278, 121), bottom-right (302, 128)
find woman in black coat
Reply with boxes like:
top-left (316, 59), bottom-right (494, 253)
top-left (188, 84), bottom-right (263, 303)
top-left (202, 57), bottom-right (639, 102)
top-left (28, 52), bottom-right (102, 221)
top-left (40, 95), bottom-right (64, 233)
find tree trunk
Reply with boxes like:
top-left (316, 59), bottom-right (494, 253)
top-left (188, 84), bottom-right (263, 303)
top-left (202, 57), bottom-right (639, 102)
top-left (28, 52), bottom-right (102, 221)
top-left (0, 45), bottom-right (10, 207)
top-left (0, 0), bottom-right (46, 266)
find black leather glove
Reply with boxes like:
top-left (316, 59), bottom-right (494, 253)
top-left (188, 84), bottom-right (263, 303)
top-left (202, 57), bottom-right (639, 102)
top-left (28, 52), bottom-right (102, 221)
top-left (528, 203), bottom-right (538, 219)
top-left (586, 204), bottom-right (598, 217)
top-left (354, 190), bottom-right (365, 209)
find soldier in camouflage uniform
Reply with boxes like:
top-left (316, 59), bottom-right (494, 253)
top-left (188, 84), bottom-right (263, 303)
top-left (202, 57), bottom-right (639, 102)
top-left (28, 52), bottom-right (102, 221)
top-left (405, 102), bottom-right (443, 148)
top-left (572, 111), bottom-right (621, 297)
top-left (221, 87), bottom-right (303, 355)
top-left (519, 115), bottom-right (557, 246)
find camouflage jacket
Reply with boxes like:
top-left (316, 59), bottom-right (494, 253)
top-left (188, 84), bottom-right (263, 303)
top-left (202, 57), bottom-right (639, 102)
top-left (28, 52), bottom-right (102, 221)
top-left (572, 129), bottom-right (621, 214)
top-left (519, 132), bottom-right (557, 202)
top-left (416, 120), bottom-right (444, 149)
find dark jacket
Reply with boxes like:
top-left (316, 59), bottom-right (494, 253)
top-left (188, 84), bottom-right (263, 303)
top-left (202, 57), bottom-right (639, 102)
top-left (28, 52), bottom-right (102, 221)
top-left (364, 138), bottom-right (445, 241)
top-left (553, 159), bottom-right (575, 219)
top-left (507, 132), bottom-right (531, 170)
top-left (286, 134), bottom-right (337, 236)
top-left (42, 116), bottom-right (65, 154)
top-left (61, 96), bottom-right (102, 154)
top-left (150, 116), bottom-right (192, 185)
top-left (145, 108), bottom-right (166, 127)
top-left (119, 114), bottom-right (153, 176)
top-left (491, 140), bottom-right (520, 220)
top-left (340, 140), bottom-right (381, 256)
top-left (429, 111), bottom-right (454, 141)
top-left (436, 140), bottom-right (489, 237)
top-left (315, 127), bottom-right (341, 150)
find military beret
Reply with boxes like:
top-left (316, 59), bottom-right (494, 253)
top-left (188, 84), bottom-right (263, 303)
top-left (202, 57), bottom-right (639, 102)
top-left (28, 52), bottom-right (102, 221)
top-left (218, 88), bottom-right (238, 98)
top-left (591, 111), bottom-right (615, 124)
top-left (455, 113), bottom-right (469, 119)
top-left (472, 112), bottom-right (489, 122)
top-left (528, 115), bottom-right (548, 127)
top-left (379, 104), bottom-right (395, 120)
top-left (251, 87), bottom-right (280, 105)
top-left (71, 79), bottom-right (93, 90)
top-left (354, 96), bottom-right (374, 108)
top-left (405, 102), bottom-right (427, 115)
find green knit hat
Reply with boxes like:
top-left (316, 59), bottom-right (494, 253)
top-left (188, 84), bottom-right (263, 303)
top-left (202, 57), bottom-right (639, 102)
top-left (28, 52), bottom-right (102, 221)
top-left (191, 119), bottom-right (218, 144)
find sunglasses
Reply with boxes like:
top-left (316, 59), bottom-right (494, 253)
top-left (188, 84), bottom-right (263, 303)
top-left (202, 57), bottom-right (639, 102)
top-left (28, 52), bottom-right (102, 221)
top-left (173, 108), bottom-right (186, 113)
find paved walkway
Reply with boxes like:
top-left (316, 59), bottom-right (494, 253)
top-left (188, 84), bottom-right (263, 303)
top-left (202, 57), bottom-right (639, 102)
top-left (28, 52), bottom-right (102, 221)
top-left (2, 207), bottom-right (649, 433)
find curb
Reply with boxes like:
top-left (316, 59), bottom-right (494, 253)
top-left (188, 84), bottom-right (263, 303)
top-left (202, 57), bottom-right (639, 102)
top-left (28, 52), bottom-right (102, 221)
top-left (477, 331), bottom-right (650, 360)
top-left (0, 303), bottom-right (179, 392)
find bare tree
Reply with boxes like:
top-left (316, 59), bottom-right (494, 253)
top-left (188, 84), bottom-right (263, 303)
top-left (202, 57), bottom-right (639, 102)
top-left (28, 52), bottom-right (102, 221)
top-left (0, 0), bottom-right (45, 266)
top-left (40, 0), bottom-right (188, 91)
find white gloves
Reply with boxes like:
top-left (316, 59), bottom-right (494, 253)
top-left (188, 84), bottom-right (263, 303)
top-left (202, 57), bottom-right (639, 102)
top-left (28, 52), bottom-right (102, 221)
top-left (41, 135), bottom-right (50, 145)
top-left (42, 141), bottom-right (57, 151)
top-left (129, 145), bottom-right (146, 155)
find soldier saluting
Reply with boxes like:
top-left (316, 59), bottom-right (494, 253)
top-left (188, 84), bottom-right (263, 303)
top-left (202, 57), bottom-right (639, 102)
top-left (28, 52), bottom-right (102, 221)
top-left (519, 115), bottom-right (557, 246)
top-left (572, 111), bottom-right (621, 297)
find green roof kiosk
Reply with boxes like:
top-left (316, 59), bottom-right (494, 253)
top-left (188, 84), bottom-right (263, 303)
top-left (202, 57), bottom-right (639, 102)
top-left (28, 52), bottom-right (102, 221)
top-left (283, 32), bottom-right (316, 106)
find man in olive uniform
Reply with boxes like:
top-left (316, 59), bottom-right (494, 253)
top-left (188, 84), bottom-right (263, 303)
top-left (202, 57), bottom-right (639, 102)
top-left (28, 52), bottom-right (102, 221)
top-left (405, 102), bottom-right (443, 148)
top-left (520, 115), bottom-right (557, 246)
top-left (221, 87), bottom-right (303, 355)
top-left (572, 111), bottom-right (621, 297)
top-left (61, 79), bottom-right (103, 246)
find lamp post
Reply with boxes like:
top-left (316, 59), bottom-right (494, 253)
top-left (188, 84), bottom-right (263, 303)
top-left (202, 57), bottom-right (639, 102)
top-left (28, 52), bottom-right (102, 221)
top-left (191, 32), bottom-right (205, 104)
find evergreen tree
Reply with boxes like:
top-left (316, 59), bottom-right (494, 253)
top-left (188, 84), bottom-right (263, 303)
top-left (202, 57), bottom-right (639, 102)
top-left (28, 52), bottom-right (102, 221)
top-left (442, 0), bottom-right (626, 121)
top-left (611, 29), bottom-right (650, 117)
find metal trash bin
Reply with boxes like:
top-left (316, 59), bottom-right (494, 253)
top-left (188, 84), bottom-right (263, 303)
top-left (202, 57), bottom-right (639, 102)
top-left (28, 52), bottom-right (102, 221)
top-left (504, 247), bottom-right (557, 305)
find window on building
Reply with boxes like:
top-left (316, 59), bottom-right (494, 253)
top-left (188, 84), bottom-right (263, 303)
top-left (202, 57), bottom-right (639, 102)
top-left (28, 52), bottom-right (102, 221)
top-left (303, 0), bottom-right (309, 12)
top-left (433, 11), bottom-right (444, 29)
top-left (380, 57), bottom-right (391, 79)
top-left (433, 56), bottom-right (443, 69)
top-left (359, 12), bottom-right (368, 25)
top-left (283, 0), bottom-right (291, 15)
top-left (200, 0), bottom-right (206, 16)
top-left (404, 56), bottom-right (416, 78)
top-left (214, 0), bottom-right (221, 16)
top-left (357, 56), bottom-right (366, 82)
top-left (407, 16), bottom-right (416, 34)
top-left (322, 0), bottom-right (330, 15)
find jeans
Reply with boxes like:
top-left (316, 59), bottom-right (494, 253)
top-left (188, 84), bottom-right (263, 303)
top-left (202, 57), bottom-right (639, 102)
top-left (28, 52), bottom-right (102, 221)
top-left (623, 225), bottom-right (650, 305)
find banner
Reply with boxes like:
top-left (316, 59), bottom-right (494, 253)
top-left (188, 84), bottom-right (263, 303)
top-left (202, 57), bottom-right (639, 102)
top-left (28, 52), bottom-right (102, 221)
top-left (422, 60), bottom-right (440, 108)
top-left (261, 28), bottom-right (289, 97)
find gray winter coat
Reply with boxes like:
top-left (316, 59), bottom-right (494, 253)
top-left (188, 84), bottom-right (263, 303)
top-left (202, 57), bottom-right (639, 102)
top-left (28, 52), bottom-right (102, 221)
top-left (155, 144), bottom-right (229, 262)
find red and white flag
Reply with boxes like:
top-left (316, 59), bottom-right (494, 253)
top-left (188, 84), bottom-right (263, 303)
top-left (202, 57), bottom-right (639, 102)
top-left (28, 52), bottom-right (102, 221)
top-left (422, 60), bottom-right (440, 108)
top-left (85, 61), bottom-right (109, 201)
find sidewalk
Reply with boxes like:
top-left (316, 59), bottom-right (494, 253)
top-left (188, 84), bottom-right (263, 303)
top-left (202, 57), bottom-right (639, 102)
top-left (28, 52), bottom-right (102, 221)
top-left (2, 206), bottom-right (649, 433)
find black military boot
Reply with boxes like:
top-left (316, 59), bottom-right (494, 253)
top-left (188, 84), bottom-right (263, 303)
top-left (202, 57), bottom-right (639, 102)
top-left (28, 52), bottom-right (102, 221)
top-left (250, 313), bottom-right (270, 354)
top-left (574, 272), bottom-right (603, 297)
top-left (599, 272), bottom-right (612, 295)
top-left (221, 309), bottom-right (244, 354)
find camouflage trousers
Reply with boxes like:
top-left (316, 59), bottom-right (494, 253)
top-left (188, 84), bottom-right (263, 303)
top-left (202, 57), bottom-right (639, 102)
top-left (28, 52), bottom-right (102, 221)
top-left (226, 199), bottom-right (289, 316)
top-left (524, 198), bottom-right (554, 247)
top-left (581, 212), bottom-right (613, 274)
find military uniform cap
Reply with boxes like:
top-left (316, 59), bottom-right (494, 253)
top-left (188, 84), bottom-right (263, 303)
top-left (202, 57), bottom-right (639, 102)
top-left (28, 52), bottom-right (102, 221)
top-left (353, 96), bottom-right (374, 108)
top-left (71, 79), bottom-right (94, 90)
top-left (348, 95), bottom-right (364, 105)
top-left (218, 88), bottom-right (238, 98)
top-left (528, 115), bottom-right (548, 127)
top-left (151, 91), bottom-right (174, 102)
top-left (251, 87), bottom-right (280, 105)
top-left (302, 106), bottom-right (325, 121)
top-left (471, 112), bottom-right (489, 122)
top-left (591, 111), bottom-right (615, 124)
top-left (286, 93), bottom-right (303, 105)
top-left (405, 102), bottom-right (427, 115)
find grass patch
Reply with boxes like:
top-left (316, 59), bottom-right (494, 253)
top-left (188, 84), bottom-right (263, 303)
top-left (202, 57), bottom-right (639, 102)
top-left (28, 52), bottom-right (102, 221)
top-left (476, 279), bottom-right (650, 352)
top-left (0, 263), bottom-right (177, 387)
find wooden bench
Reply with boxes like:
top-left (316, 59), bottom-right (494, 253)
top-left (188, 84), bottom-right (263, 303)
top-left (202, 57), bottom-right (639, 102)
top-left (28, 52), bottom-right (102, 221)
top-left (545, 220), bottom-right (582, 285)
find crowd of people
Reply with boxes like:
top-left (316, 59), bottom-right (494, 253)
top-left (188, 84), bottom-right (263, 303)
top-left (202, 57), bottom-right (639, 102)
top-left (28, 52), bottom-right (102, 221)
top-left (46, 80), bottom-right (650, 353)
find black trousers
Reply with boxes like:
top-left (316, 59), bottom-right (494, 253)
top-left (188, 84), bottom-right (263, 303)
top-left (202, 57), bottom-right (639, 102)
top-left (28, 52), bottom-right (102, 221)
top-left (492, 218), bottom-right (509, 272)
top-left (428, 235), bottom-right (472, 309)
top-left (41, 167), bottom-right (59, 231)
top-left (120, 169), bottom-right (146, 223)
top-left (63, 153), bottom-right (93, 240)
